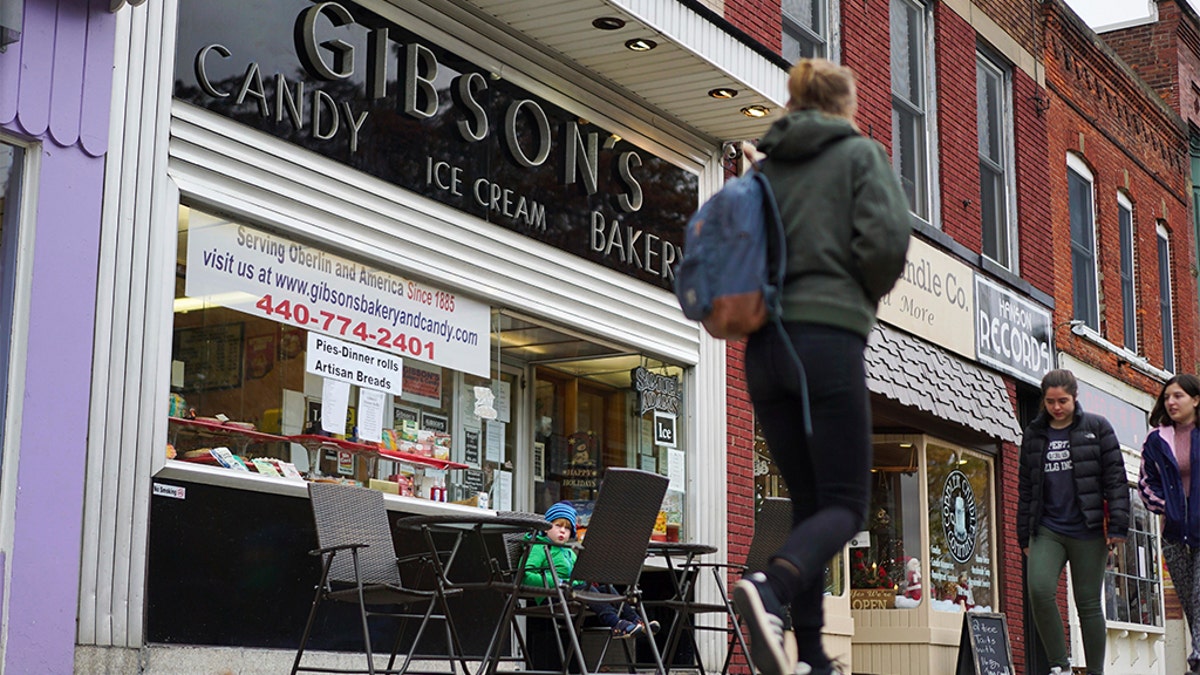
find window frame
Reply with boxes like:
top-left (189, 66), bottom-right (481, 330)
top-left (1156, 222), bottom-right (1175, 373)
top-left (1104, 486), bottom-right (1164, 629)
top-left (1067, 155), bottom-right (1100, 331)
top-left (782, 0), bottom-right (829, 61)
top-left (976, 50), bottom-right (1015, 270)
top-left (1117, 193), bottom-right (1137, 353)
top-left (890, 0), bottom-right (934, 222)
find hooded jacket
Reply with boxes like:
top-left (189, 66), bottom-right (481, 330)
top-left (757, 110), bottom-right (912, 338)
top-left (1139, 424), bottom-right (1200, 546)
top-left (522, 532), bottom-right (576, 590)
top-left (1016, 404), bottom-right (1130, 548)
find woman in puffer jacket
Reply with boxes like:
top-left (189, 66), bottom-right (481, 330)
top-left (1139, 374), bottom-right (1200, 674)
top-left (1018, 368), bottom-right (1129, 675)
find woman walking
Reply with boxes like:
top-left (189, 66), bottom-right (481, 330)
top-left (731, 58), bottom-right (911, 675)
top-left (1139, 374), bottom-right (1200, 674)
top-left (1018, 368), bottom-right (1129, 675)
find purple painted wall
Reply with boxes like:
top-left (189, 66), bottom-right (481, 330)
top-left (0, 0), bottom-right (115, 672)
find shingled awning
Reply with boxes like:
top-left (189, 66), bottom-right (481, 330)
top-left (866, 323), bottom-right (1023, 444)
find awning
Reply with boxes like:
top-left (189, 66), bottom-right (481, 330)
top-left (866, 323), bottom-right (1023, 444)
top-left (443, 0), bottom-right (791, 143)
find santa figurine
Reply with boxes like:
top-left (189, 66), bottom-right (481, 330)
top-left (955, 573), bottom-right (975, 610)
top-left (903, 557), bottom-right (922, 601)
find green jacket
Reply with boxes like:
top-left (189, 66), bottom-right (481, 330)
top-left (521, 533), bottom-right (577, 589)
top-left (757, 110), bottom-right (912, 338)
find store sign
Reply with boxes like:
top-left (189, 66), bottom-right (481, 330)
top-left (653, 412), bottom-right (677, 448)
top-left (306, 332), bottom-right (403, 395)
top-left (172, 0), bottom-right (697, 290)
top-left (632, 367), bottom-right (680, 416)
top-left (877, 237), bottom-right (975, 359)
top-left (974, 276), bottom-right (1053, 386)
top-left (940, 470), bottom-right (978, 564)
top-left (186, 213), bottom-right (491, 376)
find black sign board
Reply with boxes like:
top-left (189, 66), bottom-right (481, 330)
top-left (463, 428), bottom-right (481, 467)
top-left (462, 469), bottom-right (485, 493)
top-left (955, 612), bottom-right (1014, 675)
top-left (172, 0), bottom-right (697, 289)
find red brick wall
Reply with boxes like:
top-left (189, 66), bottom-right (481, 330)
top-left (1014, 68), bottom-right (1054, 297)
top-left (1043, 3), bottom-right (1195, 388)
top-left (724, 0), bottom-right (781, 51)
top-left (840, 1), bottom-right (892, 147)
top-left (935, 5), bottom-right (983, 251)
top-left (998, 379), bottom-right (1026, 672)
top-left (726, 339), bottom-right (753, 674)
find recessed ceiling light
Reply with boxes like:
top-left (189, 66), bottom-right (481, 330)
top-left (740, 105), bottom-right (770, 118)
top-left (624, 38), bottom-right (657, 52)
top-left (592, 17), bottom-right (626, 30)
top-left (708, 87), bottom-right (738, 99)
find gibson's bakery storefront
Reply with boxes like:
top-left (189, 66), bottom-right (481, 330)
top-left (79, 0), bottom-right (789, 669)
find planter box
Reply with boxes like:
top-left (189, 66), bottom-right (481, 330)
top-left (850, 588), bottom-right (896, 610)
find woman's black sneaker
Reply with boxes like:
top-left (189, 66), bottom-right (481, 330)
top-left (733, 572), bottom-right (790, 675)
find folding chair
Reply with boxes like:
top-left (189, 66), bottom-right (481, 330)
top-left (659, 497), bottom-right (792, 675)
top-left (292, 482), bottom-right (460, 675)
top-left (503, 468), bottom-right (670, 675)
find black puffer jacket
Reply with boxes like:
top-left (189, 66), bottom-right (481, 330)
top-left (1016, 404), bottom-right (1130, 548)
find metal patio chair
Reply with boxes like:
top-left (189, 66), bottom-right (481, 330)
top-left (292, 482), bottom-right (459, 675)
top-left (657, 496), bottom-right (792, 675)
top-left (503, 467), bottom-right (671, 675)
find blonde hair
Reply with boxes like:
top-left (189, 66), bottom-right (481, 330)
top-left (786, 58), bottom-right (858, 124)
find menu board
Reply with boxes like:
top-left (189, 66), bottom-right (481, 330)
top-left (955, 613), bottom-right (1014, 675)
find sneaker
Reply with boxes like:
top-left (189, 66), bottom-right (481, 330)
top-left (1048, 668), bottom-right (1063, 675)
top-left (612, 619), bottom-right (643, 639)
top-left (733, 572), bottom-right (790, 675)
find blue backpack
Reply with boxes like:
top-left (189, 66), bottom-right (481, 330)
top-left (674, 169), bottom-right (785, 341)
top-left (674, 166), bottom-right (812, 438)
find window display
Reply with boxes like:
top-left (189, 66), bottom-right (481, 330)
top-left (172, 205), bottom-right (684, 522)
top-left (1104, 488), bottom-right (1162, 626)
top-left (927, 444), bottom-right (994, 613)
top-left (851, 439), bottom-right (922, 609)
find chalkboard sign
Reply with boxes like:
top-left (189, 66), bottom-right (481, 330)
top-left (955, 612), bottom-right (1014, 675)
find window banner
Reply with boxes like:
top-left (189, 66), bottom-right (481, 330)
top-left (185, 212), bottom-right (491, 376)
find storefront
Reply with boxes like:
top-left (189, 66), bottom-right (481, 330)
top-left (80, 0), bottom-right (790, 669)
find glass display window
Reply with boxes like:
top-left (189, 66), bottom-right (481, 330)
top-left (171, 204), bottom-right (684, 521)
top-left (1104, 488), bottom-right (1162, 627)
top-left (852, 437), bottom-right (923, 608)
top-left (926, 443), bottom-right (994, 613)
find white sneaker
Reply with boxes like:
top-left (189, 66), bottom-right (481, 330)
top-left (1049, 667), bottom-right (1064, 675)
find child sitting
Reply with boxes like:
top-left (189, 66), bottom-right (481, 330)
top-left (522, 501), bottom-right (657, 638)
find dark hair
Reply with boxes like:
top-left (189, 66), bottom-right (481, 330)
top-left (1148, 374), bottom-right (1200, 427)
top-left (1040, 369), bottom-right (1078, 398)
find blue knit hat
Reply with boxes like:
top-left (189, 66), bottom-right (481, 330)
top-left (544, 501), bottom-right (577, 537)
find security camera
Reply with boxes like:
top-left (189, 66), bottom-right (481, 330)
top-left (722, 142), bottom-right (742, 161)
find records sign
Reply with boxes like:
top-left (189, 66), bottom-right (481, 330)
top-left (941, 470), bottom-right (978, 564)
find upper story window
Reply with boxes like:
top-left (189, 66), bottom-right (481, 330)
top-left (1117, 194), bottom-right (1136, 353)
top-left (783, 0), bottom-right (828, 60)
top-left (1067, 155), bottom-right (1099, 331)
top-left (891, 0), bottom-right (931, 220)
top-left (1157, 222), bottom-right (1175, 373)
top-left (1105, 488), bottom-right (1162, 627)
top-left (977, 52), bottom-right (1013, 269)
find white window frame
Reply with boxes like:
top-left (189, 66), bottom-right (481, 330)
top-left (1067, 154), bottom-right (1100, 331)
top-left (1117, 193), bottom-right (1137, 353)
top-left (890, 0), bottom-right (934, 223)
top-left (782, 0), bottom-right (832, 61)
top-left (976, 51), bottom-right (1016, 270)
top-left (1156, 223), bottom-right (1175, 373)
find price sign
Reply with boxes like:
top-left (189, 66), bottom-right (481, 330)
top-left (956, 612), bottom-right (1014, 675)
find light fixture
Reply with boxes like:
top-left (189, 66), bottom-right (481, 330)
top-left (624, 38), bottom-right (656, 52)
top-left (740, 104), bottom-right (770, 118)
top-left (592, 16), bottom-right (625, 30)
top-left (708, 87), bottom-right (738, 99)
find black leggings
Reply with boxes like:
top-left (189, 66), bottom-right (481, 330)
top-left (745, 322), bottom-right (872, 666)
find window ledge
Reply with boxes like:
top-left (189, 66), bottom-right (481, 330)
top-left (1105, 620), bottom-right (1165, 636)
top-left (1068, 326), bottom-right (1172, 381)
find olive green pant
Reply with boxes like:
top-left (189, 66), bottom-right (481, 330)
top-left (1027, 526), bottom-right (1108, 674)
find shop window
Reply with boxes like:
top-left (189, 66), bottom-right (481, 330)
top-left (1105, 488), bottom-right (1162, 627)
top-left (171, 205), bottom-right (683, 520)
top-left (754, 421), bottom-right (844, 596)
top-left (534, 358), bottom-right (686, 540)
top-left (852, 438), bottom-right (922, 608)
top-left (926, 443), bottom-right (994, 612)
